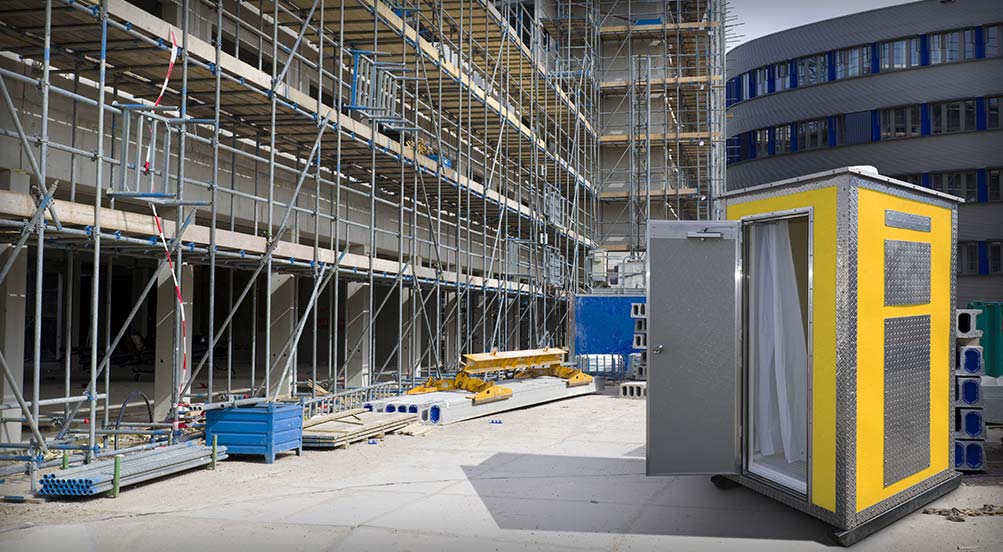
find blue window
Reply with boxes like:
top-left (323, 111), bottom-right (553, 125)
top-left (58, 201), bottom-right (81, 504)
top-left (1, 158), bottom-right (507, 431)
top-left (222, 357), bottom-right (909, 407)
top-left (755, 67), bottom-right (769, 96)
top-left (929, 29), bottom-right (976, 65)
top-left (986, 24), bottom-right (1003, 57)
top-left (834, 45), bottom-right (871, 80)
top-left (773, 62), bottom-right (790, 91)
top-left (738, 73), bottom-right (750, 100)
top-left (796, 53), bottom-right (827, 87)
top-left (880, 37), bottom-right (921, 71)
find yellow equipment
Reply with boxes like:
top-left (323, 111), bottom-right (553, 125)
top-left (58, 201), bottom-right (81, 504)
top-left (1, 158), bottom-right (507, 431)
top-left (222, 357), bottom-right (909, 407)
top-left (407, 347), bottom-right (593, 405)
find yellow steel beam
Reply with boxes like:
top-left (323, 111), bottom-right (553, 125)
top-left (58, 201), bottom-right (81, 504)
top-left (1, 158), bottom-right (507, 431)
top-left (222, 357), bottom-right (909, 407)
top-left (461, 347), bottom-right (567, 374)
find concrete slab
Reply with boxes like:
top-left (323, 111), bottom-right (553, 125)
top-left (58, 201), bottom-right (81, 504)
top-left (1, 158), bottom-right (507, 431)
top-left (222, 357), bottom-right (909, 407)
top-left (1, 390), bottom-right (1001, 551)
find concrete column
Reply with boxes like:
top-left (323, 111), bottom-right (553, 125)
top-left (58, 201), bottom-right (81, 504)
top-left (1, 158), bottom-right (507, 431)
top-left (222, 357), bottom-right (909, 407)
top-left (401, 287), bottom-right (428, 380)
top-left (442, 292), bottom-right (460, 370)
top-left (0, 245), bottom-right (27, 443)
top-left (343, 282), bottom-right (370, 387)
top-left (1, 169), bottom-right (29, 442)
top-left (268, 273), bottom-right (296, 399)
top-left (154, 263), bottom-right (193, 420)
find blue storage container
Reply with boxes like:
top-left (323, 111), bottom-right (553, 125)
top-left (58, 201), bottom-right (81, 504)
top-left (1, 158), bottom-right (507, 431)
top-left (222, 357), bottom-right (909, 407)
top-left (205, 403), bottom-right (303, 464)
top-left (574, 294), bottom-right (644, 358)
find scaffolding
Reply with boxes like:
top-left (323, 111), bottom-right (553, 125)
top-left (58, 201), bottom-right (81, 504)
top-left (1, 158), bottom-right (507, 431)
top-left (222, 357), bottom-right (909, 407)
top-left (593, 0), bottom-right (726, 268)
top-left (0, 0), bottom-right (599, 489)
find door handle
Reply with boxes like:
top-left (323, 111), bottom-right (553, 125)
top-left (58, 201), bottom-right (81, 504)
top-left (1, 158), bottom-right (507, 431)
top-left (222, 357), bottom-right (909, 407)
top-left (686, 231), bottom-right (724, 239)
top-left (652, 345), bottom-right (664, 354)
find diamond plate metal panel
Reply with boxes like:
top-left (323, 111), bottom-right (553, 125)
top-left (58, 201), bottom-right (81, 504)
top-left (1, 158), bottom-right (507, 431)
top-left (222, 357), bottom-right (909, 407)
top-left (884, 240), bottom-right (931, 306)
top-left (835, 181), bottom-right (857, 527)
top-left (883, 315), bottom-right (931, 487)
top-left (885, 210), bottom-right (931, 232)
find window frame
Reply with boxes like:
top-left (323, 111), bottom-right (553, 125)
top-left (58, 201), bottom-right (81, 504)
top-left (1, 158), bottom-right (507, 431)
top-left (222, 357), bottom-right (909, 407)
top-left (754, 128), bottom-right (770, 158)
top-left (931, 99), bottom-right (977, 135)
top-left (773, 62), bottom-right (790, 92)
top-left (880, 36), bottom-right (921, 71)
top-left (989, 169), bottom-right (1002, 202)
top-left (738, 73), bottom-right (750, 100)
top-left (796, 53), bottom-right (828, 87)
top-left (774, 124), bottom-right (791, 154)
top-left (990, 242), bottom-right (1003, 275)
top-left (879, 105), bottom-right (921, 140)
top-left (754, 67), bottom-right (770, 96)
top-left (796, 118), bottom-right (828, 151)
top-left (929, 28), bottom-right (977, 65)
top-left (930, 171), bottom-right (978, 202)
top-left (958, 242), bottom-right (980, 275)
top-left (988, 97), bottom-right (1001, 130)
top-left (986, 24), bottom-right (1003, 58)
top-left (834, 44), bottom-right (871, 80)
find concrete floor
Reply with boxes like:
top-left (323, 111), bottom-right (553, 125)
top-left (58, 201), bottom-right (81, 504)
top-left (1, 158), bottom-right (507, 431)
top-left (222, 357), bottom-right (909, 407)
top-left (1, 390), bottom-right (1001, 551)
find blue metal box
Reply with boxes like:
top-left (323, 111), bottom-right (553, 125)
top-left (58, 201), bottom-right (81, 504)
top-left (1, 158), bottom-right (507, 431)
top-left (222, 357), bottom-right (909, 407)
top-left (574, 294), bottom-right (645, 358)
top-left (205, 403), bottom-right (303, 464)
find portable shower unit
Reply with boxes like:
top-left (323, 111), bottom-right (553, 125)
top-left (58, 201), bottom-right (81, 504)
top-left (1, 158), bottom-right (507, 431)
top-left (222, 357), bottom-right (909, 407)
top-left (646, 167), bottom-right (962, 545)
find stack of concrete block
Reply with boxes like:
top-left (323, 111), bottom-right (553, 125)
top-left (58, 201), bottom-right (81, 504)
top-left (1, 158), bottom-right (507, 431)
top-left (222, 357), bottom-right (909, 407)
top-left (955, 309), bottom-right (986, 472)
top-left (628, 352), bottom-right (646, 380)
top-left (630, 302), bottom-right (646, 350)
top-left (619, 381), bottom-right (647, 399)
top-left (621, 302), bottom-right (649, 398)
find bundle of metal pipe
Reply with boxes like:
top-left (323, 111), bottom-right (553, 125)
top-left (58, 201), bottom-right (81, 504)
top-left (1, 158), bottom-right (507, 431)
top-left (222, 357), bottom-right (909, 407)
top-left (38, 442), bottom-right (225, 496)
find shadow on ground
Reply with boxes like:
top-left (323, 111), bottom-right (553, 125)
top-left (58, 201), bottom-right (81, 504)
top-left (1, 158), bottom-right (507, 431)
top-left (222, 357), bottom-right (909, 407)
top-left (462, 452), bottom-right (834, 544)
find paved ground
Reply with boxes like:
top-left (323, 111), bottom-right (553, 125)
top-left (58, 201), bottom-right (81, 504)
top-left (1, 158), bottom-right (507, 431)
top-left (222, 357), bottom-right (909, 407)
top-left (1, 390), bottom-right (1001, 551)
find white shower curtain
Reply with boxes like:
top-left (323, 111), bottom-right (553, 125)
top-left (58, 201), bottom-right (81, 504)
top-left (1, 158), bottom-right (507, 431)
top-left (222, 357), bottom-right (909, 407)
top-left (751, 221), bottom-right (808, 465)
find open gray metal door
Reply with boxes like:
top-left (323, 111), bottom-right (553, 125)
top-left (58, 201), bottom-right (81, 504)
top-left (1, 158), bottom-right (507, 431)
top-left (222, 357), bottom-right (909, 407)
top-left (646, 220), bottom-right (742, 476)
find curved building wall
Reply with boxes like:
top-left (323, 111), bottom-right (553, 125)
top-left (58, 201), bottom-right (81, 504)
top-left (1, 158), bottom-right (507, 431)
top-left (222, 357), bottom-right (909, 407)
top-left (725, 0), bottom-right (1003, 304)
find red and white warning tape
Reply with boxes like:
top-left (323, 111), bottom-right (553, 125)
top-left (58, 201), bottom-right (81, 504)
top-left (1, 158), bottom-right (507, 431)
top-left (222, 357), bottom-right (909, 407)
top-left (151, 204), bottom-right (188, 400)
top-left (143, 30), bottom-right (178, 174)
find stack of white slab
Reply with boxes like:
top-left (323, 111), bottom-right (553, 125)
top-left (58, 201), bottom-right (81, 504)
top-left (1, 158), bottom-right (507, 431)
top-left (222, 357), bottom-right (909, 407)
top-left (363, 376), bottom-right (597, 425)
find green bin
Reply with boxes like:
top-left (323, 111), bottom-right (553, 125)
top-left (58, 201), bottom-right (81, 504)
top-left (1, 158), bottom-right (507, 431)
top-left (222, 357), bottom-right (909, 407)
top-left (968, 301), bottom-right (1003, 377)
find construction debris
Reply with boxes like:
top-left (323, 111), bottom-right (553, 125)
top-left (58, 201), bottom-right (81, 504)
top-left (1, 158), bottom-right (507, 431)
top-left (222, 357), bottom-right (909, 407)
top-left (923, 504), bottom-right (1003, 522)
top-left (397, 424), bottom-right (434, 437)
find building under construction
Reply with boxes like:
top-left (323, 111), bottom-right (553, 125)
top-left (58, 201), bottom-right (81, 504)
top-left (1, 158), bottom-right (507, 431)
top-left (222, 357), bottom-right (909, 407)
top-left (0, 0), bottom-right (725, 487)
